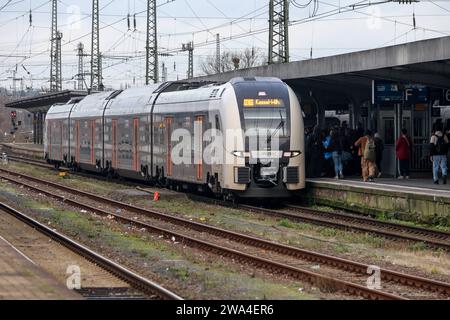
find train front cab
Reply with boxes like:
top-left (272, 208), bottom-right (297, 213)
top-left (220, 78), bottom-right (305, 199)
top-left (44, 103), bottom-right (75, 167)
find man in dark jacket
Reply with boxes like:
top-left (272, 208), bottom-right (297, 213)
top-left (306, 126), bottom-right (325, 178)
top-left (430, 123), bottom-right (449, 184)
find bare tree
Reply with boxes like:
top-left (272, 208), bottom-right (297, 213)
top-left (201, 47), bottom-right (265, 75)
top-left (240, 47), bottom-right (265, 69)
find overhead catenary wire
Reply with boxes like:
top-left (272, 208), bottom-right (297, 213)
top-left (1, 0), bottom-right (449, 88)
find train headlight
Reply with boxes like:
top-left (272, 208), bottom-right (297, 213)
top-left (283, 151), bottom-right (302, 158)
top-left (232, 151), bottom-right (250, 158)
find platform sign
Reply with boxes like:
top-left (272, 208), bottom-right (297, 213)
top-left (373, 81), bottom-right (429, 104)
top-left (373, 81), bottom-right (403, 103)
top-left (405, 84), bottom-right (428, 104)
top-left (441, 89), bottom-right (450, 106)
top-left (432, 108), bottom-right (441, 117)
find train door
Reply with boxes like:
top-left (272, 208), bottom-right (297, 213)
top-left (62, 120), bottom-right (68, 161)
top-left (211, 113), bottom-right (223, 192)
top-left (112, 119), bottom-right (118, 168)
top-left (165, 117), bottom-right (173, 177)
top-left (75, 120), bottom-right (80, 162)
top-left (195, 116), bottom-right (204, 181)
top-left (133, 118), bottom-right (140, 172)
top-left (48, 120), bottom-right (52, 159)
top-left (60, 121), bottom-right (63, 161)
top-left (90, 120), bottom-right (95, 165)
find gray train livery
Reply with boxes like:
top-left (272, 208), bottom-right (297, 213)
top-left (44, 77), bottom-right (305, 199)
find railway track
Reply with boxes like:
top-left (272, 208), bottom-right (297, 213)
top-left (188, 194), bottom-right (450, 251)
top-left (242, 204), bottom-right (450, 251)
top-left (0, 199), bottom-right (182, 301)
top-left (0, 167), bottom-right (449, 300)
top-left (4, 155), bottom-right (56, 170)
top-left (285, 204), bottom-right (450, 247)
top-left (10, 155), bottom-right (448, 251)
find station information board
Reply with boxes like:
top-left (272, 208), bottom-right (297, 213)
top-left (372, 81), bottom-right (429, 104)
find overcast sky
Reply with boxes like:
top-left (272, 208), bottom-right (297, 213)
top-left (0, 0), bottom-right (449, 91)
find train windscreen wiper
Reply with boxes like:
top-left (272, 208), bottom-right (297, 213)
top-left (267, 110), bottom-right (285, 144)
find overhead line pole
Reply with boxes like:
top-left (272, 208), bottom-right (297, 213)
top-left (146, 0), bottom-right (158, 84)
top-left (50, 0), bottom-right (62, 91)
top-left (77, 43), bottom-right (85, 90)
top-left (268, 0), bottom-right (289, 64)
top-left (182, 42), bottom-right (194, 79)
top-left (90, 0), bottom-right (103, 91)
top-left (216, 33), bottom-right (221, 73)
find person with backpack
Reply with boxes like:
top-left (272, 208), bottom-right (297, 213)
top-left (374, 133), bottom-right (384, 178)
top-left (328, 128), bottom-right (345, 179)
top-left (355, 130), bottom-right (377, 182)
top-left (430, 123), bottom-right (449, 185)
top-left (322, 129), bottom-right (334, 177)
top-left (396, 128), bottom-right (412, 179)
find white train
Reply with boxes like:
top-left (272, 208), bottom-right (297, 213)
top-left (45, 77), bottom-right (305, 199)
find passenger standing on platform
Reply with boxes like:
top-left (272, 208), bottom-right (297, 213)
top-left (323, 129), bottom-right (333, 177)
top-left (355, 130), bottom-right (377, 182)
top-left (328, 128), bottom-right (345, 179)
top-left (304, 126), bottom-right (312, 174)
top-left (349, 129), bottom-right (361, 176)
top-left (340, 127), bottom-right (353, 175)
top-left (374, 133), bottom-right (384, 178)
top-left (396, 128), bottom-right (412, 180)
top-left (429, 123), bottom-right (449, 185)
top-left (306, 126), bottom-right (324, 178)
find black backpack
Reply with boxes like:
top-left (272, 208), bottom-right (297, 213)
top-left (435, 135), bottom-right (446, 155)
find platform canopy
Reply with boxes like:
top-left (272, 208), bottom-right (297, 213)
top-left (192, 36), bottom-right (450, 107)
top-left (5, 90), bottom-right (89, 113)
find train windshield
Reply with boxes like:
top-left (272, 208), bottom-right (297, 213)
top-left (243, 105), bottom-right (289, 139)
top-left (232, 79), bottom-right (291, 145)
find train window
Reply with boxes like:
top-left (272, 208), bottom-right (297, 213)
top-left (215, 115), bottom-right (220, 131)
top-left (183, 116), bottom-right (191, 129)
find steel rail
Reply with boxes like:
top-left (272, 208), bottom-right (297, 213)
top-left (286, 204), bottom-right (450, 241)
top-left (1, 168), bottom-right (449, 299)
top-left (3, 160), bottom-right (450, 294)
top-left (0, 200), bottom-right (182, 300)
top-left (237, 203), bottom-right (450, 251)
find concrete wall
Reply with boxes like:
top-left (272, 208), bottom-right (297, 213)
top-left (304, 181), bottom-right (450, 226)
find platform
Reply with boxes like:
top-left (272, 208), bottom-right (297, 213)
top-left (0, 235), bottom-right (81, 300)
top-left (0, 143), bottom-right (44, 160)
top-left (305, 178), bottom-right (450, 226)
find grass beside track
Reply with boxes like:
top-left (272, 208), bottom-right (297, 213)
top-left (0, 180), bottom-right (317, 300)
top-left (2, 161), bottom-right (450, 280)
